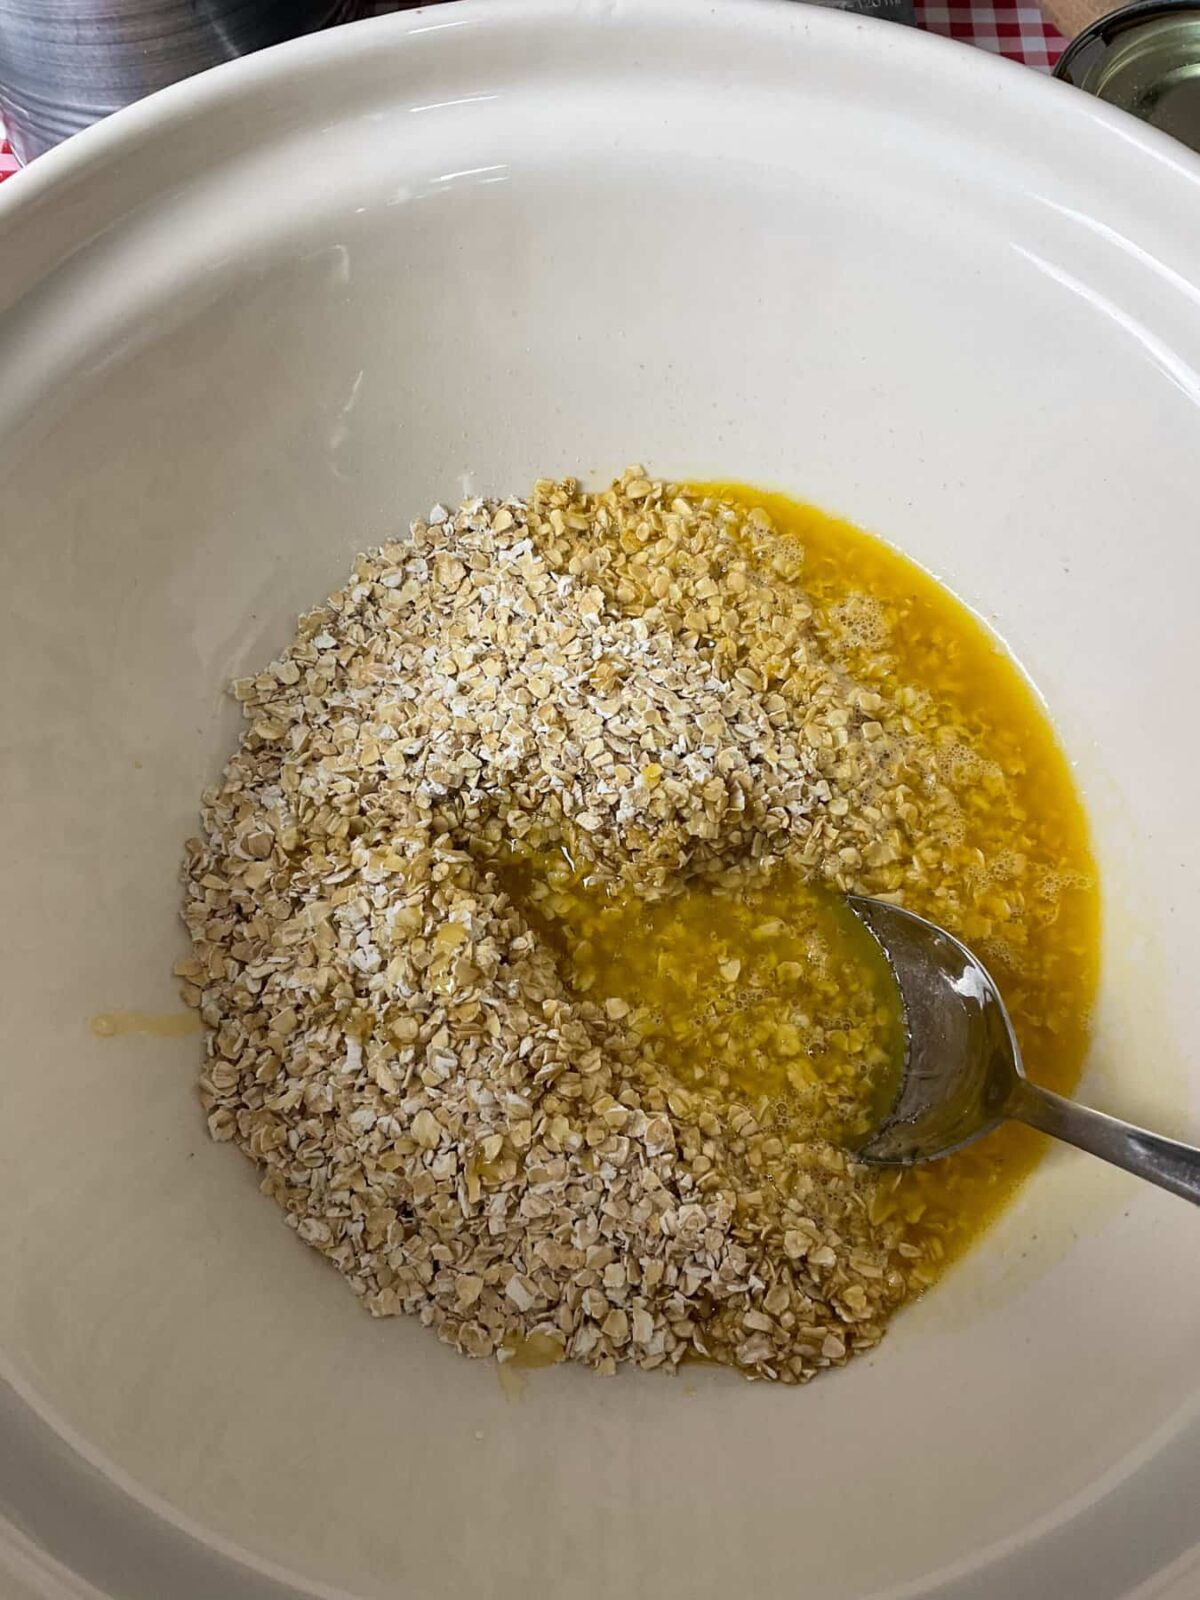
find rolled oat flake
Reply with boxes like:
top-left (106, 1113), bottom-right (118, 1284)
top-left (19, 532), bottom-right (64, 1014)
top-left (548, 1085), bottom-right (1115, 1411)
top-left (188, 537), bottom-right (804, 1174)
top-left (1056, 0), bottom-right (1200, 154)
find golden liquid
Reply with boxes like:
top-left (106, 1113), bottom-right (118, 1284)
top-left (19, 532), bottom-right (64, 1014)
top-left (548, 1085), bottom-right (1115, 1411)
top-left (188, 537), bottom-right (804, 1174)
top-left (91, 1010), bottom-right (202, 1040)
top-left (695, 483), bottom-right (1101, 1268)
top-left (504, 855), bottom-right (906, 1148)
top-left (504, 482), bottom-right (1099, 1282)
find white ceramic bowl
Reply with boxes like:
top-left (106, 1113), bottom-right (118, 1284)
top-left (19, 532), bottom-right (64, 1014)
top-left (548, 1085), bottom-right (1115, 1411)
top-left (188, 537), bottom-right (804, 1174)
top-left (2, 4), bottom-right (1199, 1597)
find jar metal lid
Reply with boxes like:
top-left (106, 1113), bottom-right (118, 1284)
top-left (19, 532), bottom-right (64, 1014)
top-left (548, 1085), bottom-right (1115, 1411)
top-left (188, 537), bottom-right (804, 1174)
top-left (1055, 0), bottom-right (1200, 153)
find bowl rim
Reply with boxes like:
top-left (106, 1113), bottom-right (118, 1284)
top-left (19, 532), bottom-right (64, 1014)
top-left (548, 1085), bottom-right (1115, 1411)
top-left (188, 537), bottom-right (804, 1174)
top-left (2, 4), bottom-right (1200, 1599)
top-left (3, 0), bottom-right (1200, 237)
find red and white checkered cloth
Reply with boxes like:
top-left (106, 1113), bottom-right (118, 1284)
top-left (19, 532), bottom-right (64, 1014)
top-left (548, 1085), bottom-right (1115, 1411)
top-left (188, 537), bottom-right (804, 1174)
top-left (0, 2), bottom-right (1063, 183)
top-left (915, 0), bottom-right (1064, 69)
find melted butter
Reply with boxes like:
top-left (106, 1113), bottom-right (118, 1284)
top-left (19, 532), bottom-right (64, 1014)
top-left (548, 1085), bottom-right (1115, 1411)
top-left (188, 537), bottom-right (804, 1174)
top-left (504, 855), bottom-right (905, 1147)
top-left (695, 483), bottom-right (1100, 1269)
top-left (496, 1331), bottom-right (567, 1396)
top-left (501, 1331), bottom-right (567, 1368)
top-left (91, 1010), bottom-right (202, 1039)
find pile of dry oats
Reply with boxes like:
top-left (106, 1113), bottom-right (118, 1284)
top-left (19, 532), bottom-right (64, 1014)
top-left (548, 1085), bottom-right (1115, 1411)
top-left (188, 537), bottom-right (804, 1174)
top-left (180, 471), bottom-right (954, 1383)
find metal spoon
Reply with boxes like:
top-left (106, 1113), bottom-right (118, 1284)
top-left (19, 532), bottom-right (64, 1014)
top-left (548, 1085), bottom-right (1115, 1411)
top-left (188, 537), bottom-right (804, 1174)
top-left (849, 895), bottom-right (1200, 1206)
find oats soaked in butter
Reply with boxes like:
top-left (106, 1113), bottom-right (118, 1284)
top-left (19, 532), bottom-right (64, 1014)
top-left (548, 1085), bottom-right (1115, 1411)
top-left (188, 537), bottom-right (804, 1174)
top-left (180, 471), bottom-right (1098, 1383)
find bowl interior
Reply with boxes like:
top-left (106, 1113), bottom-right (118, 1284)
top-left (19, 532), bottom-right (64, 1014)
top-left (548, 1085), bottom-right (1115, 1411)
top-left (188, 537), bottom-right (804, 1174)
top-left (2, 5), bottom-right (1200, 1598)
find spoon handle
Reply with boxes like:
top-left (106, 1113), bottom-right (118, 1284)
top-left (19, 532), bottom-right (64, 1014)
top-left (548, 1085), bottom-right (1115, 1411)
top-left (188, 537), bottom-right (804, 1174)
top-left (1009, 1079), bottom-right (1200, 1206)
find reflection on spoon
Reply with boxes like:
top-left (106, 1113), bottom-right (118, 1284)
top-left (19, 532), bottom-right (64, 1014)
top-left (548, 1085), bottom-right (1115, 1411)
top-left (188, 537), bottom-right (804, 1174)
top-left (848, 896), bottom-right (1200, 1207)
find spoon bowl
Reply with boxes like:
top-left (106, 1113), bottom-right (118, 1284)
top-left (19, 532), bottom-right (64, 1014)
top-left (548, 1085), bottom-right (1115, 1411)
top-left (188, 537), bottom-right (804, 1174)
top-left (849, 895), bottom-right (1200, 1205)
